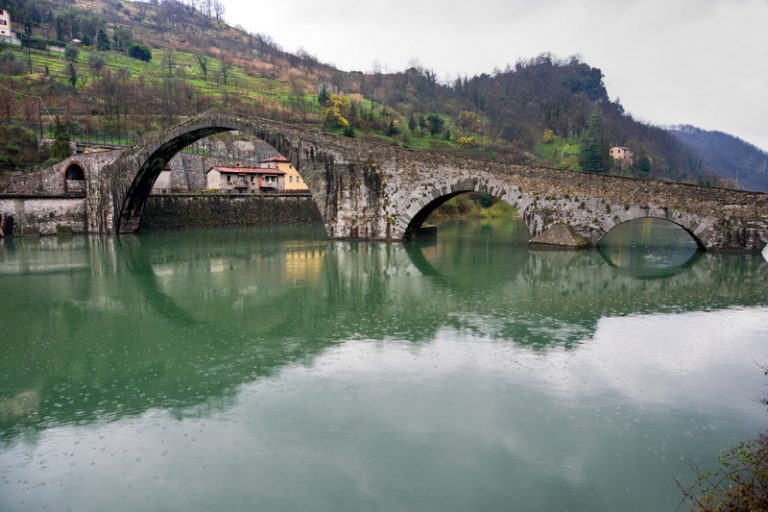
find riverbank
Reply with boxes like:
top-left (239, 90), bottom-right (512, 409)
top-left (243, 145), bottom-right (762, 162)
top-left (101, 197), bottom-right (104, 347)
top-left (426, 193), bottom-right (518, 222)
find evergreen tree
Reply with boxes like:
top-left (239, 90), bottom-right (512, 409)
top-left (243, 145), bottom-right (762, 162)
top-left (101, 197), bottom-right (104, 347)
top-left (64, 43), bottom-right (79, 62)
top-left (96, 28), bottom-right (110, 51)
top-left (386, 118), bottom-right (399, 136)
top-left (635, 154), bottom-right (652, 173)
top-left (65, 62), bottom-right (78, 92)
top-left (128, 43), bottom-right (152, 62)
top-left (579, 109), bottom-right (607, 172)
top-left (408, 112), bottom-right (417, 132)
top-left (51, 118), bottom-right (71, 160)
top-left (318, 85), bottom-right (330, 105)
top-left (426, 113), bottom-right (444, 135)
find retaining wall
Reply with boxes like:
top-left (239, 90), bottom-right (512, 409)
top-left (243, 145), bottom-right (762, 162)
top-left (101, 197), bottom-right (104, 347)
top-left (140, 194), bottom-right (322, 230)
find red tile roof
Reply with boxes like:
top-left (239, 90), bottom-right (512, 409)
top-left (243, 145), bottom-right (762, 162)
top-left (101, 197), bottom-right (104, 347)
top-left (260, 155), bottom-right (290, 163)
top-left (208, 166), bottom-right (285, 175)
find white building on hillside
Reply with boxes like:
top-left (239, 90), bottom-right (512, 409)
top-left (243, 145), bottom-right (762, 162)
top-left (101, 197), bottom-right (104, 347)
top-left (0, 9), bottom-right (21, 46)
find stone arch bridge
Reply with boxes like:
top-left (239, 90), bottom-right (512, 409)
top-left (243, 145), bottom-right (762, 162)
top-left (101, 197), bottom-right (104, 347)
top-left (6, 112), bottom-right (768, 250)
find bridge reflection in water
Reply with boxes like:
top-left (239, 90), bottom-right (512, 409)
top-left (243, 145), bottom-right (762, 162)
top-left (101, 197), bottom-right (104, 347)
top-left (597, 217), bottom-right (703, 278)
top-left (1, 220), bottom-right (765, 435)
top-left (1, 222), bottom-right (767, 512)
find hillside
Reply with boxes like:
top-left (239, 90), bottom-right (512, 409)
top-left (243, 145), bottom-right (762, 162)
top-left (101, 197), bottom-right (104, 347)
top-left (0, 0), bottom-right (727, 190)
top-left (667, 126), bottom-right (768, 192)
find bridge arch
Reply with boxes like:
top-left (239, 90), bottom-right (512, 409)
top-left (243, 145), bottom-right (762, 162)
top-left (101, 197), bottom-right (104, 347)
top-left (596, 214), bottom-right (705, 250)
top-left (98, 112), bottom-right (347, 235)
top-left (400, 178), bottom-right (533, 240)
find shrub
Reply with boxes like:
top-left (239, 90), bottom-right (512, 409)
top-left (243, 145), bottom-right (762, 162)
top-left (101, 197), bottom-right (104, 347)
top-left (455, 136), bottom-right (477, 149)
top-left (680, 367), bottom-right (768, 511)
top-left (680, 435), bottom-right (768, 511)
top-left (128, 43), bottom-right (152, 62)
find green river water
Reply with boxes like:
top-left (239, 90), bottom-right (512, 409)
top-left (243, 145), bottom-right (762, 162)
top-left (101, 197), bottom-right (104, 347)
top-left (1, 218), bottom-right (767, 511)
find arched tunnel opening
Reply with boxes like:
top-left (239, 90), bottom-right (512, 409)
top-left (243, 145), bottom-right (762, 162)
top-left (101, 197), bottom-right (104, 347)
top-left (597, 217), bottom-right (704, 277)
top-left (64, 163), bottom-right (86, 193)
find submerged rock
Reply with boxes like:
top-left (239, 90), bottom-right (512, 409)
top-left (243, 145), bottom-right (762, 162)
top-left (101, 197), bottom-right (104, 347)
top-left (529, 223), bottom-right (589, 248)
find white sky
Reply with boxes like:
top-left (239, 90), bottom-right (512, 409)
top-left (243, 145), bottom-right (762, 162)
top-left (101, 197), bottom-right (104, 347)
top-left (223, 0), bottom-right (768, 151)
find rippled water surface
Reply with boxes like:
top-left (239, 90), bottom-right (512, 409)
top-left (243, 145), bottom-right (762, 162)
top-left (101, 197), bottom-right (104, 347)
top-left (1, 220), bottom-right (767, 511)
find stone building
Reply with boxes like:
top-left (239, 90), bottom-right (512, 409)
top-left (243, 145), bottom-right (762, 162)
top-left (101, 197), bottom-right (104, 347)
top-left (609, 146), bottom-right (634, 167)
top-left (260, 155), bottom-right (308, 192)
top-left (206, 166), bottom-right (285, 194)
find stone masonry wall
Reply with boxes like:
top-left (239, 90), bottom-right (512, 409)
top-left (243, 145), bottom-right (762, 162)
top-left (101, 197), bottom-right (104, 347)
top-left (140, 194), bottom-right (322, 230)
top-left (0, 197), bottom-right (87, 235)
top-left (8, 113), bottom-right (768, 250)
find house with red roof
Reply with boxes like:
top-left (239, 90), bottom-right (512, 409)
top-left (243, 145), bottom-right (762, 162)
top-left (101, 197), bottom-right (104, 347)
top-left (206, 166), bottom-right (285, 194)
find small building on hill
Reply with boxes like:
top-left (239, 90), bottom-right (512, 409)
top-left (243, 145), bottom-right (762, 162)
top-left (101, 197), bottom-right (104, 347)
top-left (0, 9), bottom-right (21, 46)
top-left (206, 166), bottom-right (285, 194)
top-left (609, 146), bottom-right (634, 167)
top-left (260, 156), bottom-right (308, 192)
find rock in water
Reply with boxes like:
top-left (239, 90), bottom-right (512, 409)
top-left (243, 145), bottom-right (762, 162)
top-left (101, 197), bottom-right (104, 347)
top-left (529, 223), bottom-right (589, 248)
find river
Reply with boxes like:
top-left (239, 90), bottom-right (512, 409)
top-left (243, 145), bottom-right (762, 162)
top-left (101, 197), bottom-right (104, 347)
top-left (1, 219), bottom-right (767, 511)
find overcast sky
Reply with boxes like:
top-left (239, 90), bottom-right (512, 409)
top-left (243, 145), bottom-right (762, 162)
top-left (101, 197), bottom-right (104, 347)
top-left (223, 0), bottom-right (768, 151)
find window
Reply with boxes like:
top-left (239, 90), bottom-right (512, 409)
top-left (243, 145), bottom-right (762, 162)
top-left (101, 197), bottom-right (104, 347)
top-left (289, 176), bottom-right (293, 183)
top-left (0, 20), bottom-right (7, 26)
top-left (226, 175), bottom-right (231, 182)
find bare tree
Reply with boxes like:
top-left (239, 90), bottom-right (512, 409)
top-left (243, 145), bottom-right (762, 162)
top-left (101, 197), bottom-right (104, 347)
top-left (212, 0), bottom-right (225, 22)
top-left (202, 0), bottom-right (212, 18)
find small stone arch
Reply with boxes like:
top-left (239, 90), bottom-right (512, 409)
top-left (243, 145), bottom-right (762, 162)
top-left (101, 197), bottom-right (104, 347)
top-left (596, 215), bottom-right (706, 250)
top-left (64, 161), bottom-right (87, 193)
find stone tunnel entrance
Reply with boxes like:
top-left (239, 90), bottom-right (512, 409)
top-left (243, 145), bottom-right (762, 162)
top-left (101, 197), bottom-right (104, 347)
top-left (64, 163), bottom-right (86, 194)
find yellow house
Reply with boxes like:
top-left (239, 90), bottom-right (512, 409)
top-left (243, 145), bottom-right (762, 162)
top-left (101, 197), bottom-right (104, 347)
top-left (260, 156), bottom-right (308, 192)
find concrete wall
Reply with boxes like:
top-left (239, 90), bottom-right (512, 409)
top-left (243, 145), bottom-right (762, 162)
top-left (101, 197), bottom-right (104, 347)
top-left (0, 197), bottom-right (87, 236)
top-left (140, 194), bottom-right (322, 230)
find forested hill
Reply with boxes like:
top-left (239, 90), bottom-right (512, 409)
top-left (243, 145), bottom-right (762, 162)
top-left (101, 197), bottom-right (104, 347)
top-left (0, 0), bottom-right (751, 190)
top-left (667, 126), bottom-right (768, 192)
